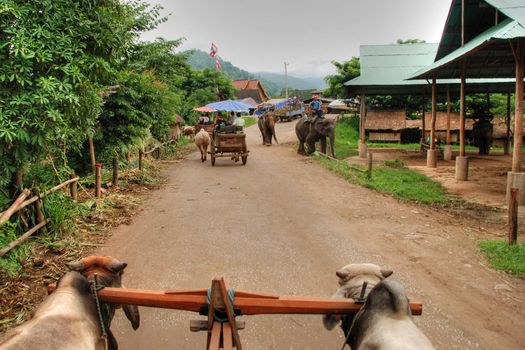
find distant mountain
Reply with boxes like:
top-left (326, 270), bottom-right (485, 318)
top-left (186, 50), bottom-right (325, 97)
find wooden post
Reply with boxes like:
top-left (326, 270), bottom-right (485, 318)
top-left (460, 63), bottom-right (466, 157)
top-left (505, 92), bottom-right (511, 155)
top-left (446, 86), bottom-right (451, 145)
top-left (508, 188), bottom-right (519, 245)
top-left (139, 149), bottom-right (143, 171)
top-left (112, 155), bottom-right (119, 188)
top-left (421, 106), bottom-right (426, 146)
top-left (360, 93), bottom-right (366, 144)
top-left (95, 163), bottom-right (102, 198)
top-left (88, 136), bottom-right (96, 174)
top-left (367, 153), bottom-right (373, 179)
top-left (34, 198), bottom-right (44, 224)
top-left (512, 39), bottom-right (524, 173)
top-left (70, 174), bottom-right (77, 201)
top-left (430, 78), bottom-right (437, 150)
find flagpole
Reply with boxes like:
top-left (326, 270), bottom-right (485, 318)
top-left (284, 62), bottom-right (289, 99)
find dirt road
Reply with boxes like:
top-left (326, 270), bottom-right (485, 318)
top-left (100, 121), bottom-right (525, 349)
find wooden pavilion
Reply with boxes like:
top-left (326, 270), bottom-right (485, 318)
top-left (410, 0), bottom-right (525, 204)
top-left (345, 43), bottom-right (517, 160)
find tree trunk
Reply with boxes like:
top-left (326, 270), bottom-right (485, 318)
top-left (88, 135), bottom-right (96, 174)
top-left (112, 155), bottom-right (119, 187)
top-left (9, 168), bottom-right (23, 198)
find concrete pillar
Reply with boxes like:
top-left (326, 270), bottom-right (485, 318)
top-left (359, 142), bottom-right (368, 159)
top-left (455, 156), bottom-right (469, 181)
top-left (427, 149), bottom-right (438, 168)
top-left (444, 144), bottom-right (453, 161)
top-left (506, 172), bottom-right (525, 206)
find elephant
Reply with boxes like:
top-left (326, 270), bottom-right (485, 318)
top-left (472, 115), bottom-right (493, 155)
top-left (257, 112), bottom-right (279, 146)
top-left (295, 117), bottom-right (335, 157)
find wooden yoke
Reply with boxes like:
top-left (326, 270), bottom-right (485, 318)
top-left (48, 277), bottom-right (424, 349)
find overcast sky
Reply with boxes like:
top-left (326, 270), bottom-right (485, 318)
top-left (142, 0), bottom-right (452, 78)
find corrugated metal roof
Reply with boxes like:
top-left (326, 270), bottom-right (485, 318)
top-left (346, 43), bottom-right (438, 88)
top-left (411, 0), bottom-right (525, 80)
top-left (486, 0), bottom-right (525, 26)
top-left (345, 43), bottom-right (517, 95)
top-left (410, 17), bottom-right (525, 79)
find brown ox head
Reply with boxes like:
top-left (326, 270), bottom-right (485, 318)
top-left (66, 256), bottom-right (140, 331)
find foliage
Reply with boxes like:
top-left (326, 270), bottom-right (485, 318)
top-left (333, 117), bottom-right (359, 158)
top-left (280, 89), bottom-right (313, 100)
top-left (316, 157), bottom-right (448, 204)
top-left (324, 57), bottom-right (360, 98)
top-left (397, 38), bottom-right (426, 44)
top-left (479, 240), bottom-right (525, 278)
top-left (0, 220), bottom-right (25, 276)
top-left (0, 0), bottom-right (166, 190)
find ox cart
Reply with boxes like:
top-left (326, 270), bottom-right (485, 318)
top-left (195, 123), bottom-right (215, 135)
top-left (209, 126), bottom-right (249, 166)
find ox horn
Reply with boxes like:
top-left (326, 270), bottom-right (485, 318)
top-left (107, 260), bottom-right (128, 273)
top-left (336, 269), bottom-right (349, 279)
top-left (380, 269), bottom-right (393, 278)
top-left (66, 261), bottom-right (85, 271)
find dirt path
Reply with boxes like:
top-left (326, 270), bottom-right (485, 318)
top-left (99, 121), bottom-right (525, 349)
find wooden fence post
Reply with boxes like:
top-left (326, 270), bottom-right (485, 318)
top-left (139, 149), bottom-right (143, 171)
top-left (95, 163), bottom-right (102, 198)
top-left (70, 174), bottom-right (78, 201)
top-left (508, 188), bottom-right (519, 245)
top-left (367, 152), bottom-right (373, 179)
top-left (34, 197), bottom-right (44, 225)
top-left (112, 155), bottom-right (119, 188)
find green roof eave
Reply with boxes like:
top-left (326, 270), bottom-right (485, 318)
top-left (409, 18), bottom-right (525, 80)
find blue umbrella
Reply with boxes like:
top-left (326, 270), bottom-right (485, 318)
top-left (206, 100), bottom-right (252, 112)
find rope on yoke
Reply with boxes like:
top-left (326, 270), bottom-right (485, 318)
top-left (91, 274), bottom-right (108, 340)
top-left (206, 287), bottom-right (236, 322)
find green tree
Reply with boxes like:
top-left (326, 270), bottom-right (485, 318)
top-left (0, 0), bottom-right (165, 191)
top-left (324, 57), bottom-right (360, 98)
top-left (397, 38), bottom-right (426, 44)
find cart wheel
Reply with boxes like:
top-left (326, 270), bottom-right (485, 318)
top-left (242, 155), bottom-right (247, 165)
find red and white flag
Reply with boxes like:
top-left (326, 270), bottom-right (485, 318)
top-left (215, 58), bottom-right (221, 70)
top-left (209, 42), bottom-right (218, 57)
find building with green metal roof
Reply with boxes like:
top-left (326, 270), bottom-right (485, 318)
top-left (409, 0), bottom-right (524, 201)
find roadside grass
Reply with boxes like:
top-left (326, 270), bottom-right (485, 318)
top-left (334, 118), bottom-right (359, 158)
top-left (243, 116), bottom-right (256, 128)
top-left (315, 156), bottom-right (449, 204)
top-left (479, 240), bottom-right (525, 278)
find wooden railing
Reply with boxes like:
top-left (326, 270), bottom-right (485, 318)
top-left (0, 177), bottom-right (79, 258)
